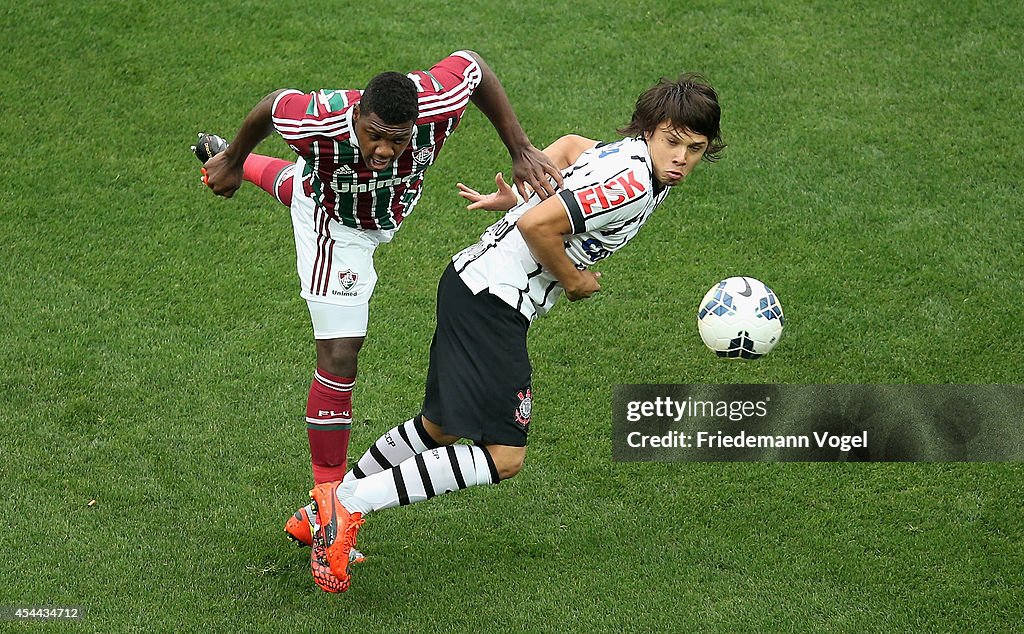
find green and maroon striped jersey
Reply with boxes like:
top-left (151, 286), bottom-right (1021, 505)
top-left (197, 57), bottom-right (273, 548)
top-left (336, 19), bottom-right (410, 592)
top-left (272, 51), bottom-right (482, 231)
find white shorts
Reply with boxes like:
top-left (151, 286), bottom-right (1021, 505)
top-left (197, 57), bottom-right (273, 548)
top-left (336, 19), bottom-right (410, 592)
top-left (290, 157), bottom-right (397, 338)
top-left (306, 299), bottom-right (370, 339)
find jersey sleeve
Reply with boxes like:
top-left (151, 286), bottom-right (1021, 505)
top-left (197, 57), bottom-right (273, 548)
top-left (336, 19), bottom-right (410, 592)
top-left (408, 51), bottom-right (483, 124)
top-left (556, 145), bottom-right (654, 234)
top-left (271, 88), bottom-right (361, 156)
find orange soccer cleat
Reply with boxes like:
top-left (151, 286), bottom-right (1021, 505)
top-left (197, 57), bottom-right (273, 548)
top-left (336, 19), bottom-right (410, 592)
top-left (285, 506), bottom-right (314, 546)
top-left (310, 530), bottom-right (350, 593)
top-left (287, 503), bottom-right (367, 564)
top-left (309, 481), bottom-right (365, 589)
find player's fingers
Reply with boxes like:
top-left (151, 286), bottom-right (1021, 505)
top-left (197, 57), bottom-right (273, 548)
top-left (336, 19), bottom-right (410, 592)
top-left (457, 185), bottom-right (481, 197)
top-left (532, 174), bottom-right (556, 199)
top-left (546, 164), bottom-right (565, 189)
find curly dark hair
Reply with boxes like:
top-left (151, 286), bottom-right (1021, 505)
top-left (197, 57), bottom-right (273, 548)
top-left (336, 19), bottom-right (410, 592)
top-left (618, 73), bottom-right (725, 161)
top-left (361, 71), bottom-right (418, 125)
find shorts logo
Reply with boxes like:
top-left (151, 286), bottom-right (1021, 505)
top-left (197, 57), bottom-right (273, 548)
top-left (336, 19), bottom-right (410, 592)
top-left (413, 145), bottom-right (434, 166)
top-left (515, 388), bottom-right (533, 427)
top-left (338, 269), bottom-right (359, 291)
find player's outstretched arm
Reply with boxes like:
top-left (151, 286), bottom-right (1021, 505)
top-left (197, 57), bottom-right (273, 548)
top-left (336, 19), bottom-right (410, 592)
top-left (457, 172), bottom-right (518, 211)
top-left (517, 197), bottom-right (601, 301)
top-left (455, 135), bottom-right (597, 210)
top-left (463, 51), bottom-right (564, 201)
top-left (203, 89), bottom-right (287, 198)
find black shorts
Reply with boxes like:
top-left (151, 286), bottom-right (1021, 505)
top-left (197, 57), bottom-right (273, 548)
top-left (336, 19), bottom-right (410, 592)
top-left (421, 263), bottom-right (533, 446)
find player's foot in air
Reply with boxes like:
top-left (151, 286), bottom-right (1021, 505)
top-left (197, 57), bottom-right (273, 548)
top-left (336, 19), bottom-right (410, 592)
top-left (286, 503), bottom-right (365, 564)
top-left (310, 530), bottom-right (350, 593)
top-left (191, 132), bottom-right (228, 164)
top-left (309, 481), bottom-right (365, 592)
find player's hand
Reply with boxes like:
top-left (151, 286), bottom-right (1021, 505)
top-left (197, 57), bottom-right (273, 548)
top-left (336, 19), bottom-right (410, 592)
top-left (565, 270), bottom-right (602, 301)
top-left (457, 173), bottom-right (518, 211)
top-left (511, 144), bottom-right (563, 201)
top-left (201, 152), bottom-right (244, 198)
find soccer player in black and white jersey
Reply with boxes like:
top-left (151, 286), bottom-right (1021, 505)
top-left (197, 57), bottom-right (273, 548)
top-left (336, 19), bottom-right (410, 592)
top-left (305, 74), bottom-right (725, 592)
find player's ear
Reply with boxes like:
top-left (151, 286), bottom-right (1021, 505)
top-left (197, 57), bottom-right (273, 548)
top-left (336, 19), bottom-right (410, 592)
top-left (352, 104), bottom-right (360, 123)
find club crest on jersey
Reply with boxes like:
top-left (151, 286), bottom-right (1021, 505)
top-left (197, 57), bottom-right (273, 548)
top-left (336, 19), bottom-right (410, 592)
top-left (338, 269), bottom-right (359, 291)
top-left (413, 145), bottom-right (434, 166)
top-left (515, 388), bottom-right (533, 427)
top-left (575, 170), bottom-right (646, 215)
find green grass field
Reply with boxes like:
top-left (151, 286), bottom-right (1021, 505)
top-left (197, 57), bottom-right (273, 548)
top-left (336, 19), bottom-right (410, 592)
top-left (3, 0), bottom-right (1022, 630)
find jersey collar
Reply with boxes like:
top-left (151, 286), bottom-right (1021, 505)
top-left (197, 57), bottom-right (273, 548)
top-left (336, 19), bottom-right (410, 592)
top-left (634, 135), bottom-right (665, 193)
top-left (345, 106), bottom-right (359, 149)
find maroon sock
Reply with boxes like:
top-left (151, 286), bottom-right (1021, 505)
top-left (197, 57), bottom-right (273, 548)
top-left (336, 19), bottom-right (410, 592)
top-left (305, 368), bottom-right (354, 484)
top-left (242, 154), bottom-right (294, 206)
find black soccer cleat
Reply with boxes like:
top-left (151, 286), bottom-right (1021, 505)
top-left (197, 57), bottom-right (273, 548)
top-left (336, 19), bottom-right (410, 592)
top-left (191, 132), bottom-right (228, 164)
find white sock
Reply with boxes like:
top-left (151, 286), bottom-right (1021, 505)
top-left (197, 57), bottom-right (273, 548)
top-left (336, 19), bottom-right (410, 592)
top-left (339, 445), bottom-right (497, 515)
top-left (344, 417), bottom-right (440, 482)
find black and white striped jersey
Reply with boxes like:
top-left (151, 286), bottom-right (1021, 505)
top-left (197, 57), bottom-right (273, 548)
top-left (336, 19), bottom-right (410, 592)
top-left (452, 136), bottom-right (671, 321)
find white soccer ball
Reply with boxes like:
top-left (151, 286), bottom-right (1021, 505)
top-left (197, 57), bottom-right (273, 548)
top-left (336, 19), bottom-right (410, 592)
top-left (696, 277), bottom-right (784, 359)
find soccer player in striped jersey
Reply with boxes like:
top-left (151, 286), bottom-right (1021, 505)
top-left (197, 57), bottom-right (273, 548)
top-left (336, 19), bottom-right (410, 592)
top-left (304, 73), bottom-right (725, 592)
top-left (198, 51), bottom-right (561, 550)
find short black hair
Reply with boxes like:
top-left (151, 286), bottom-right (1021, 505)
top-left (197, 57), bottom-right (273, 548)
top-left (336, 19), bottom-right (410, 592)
top-left (361, 72), bottom-right (418, 125)
top-left (619, 73), bottom-right (725, 162)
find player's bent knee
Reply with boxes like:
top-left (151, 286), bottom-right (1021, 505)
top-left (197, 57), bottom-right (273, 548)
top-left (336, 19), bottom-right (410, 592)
top-left (499, 460), bottom-right (525, 480)
top-left (419, 416), bottom-right (461, 446)
top-left (486, 445), bottom-right (527, 480)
